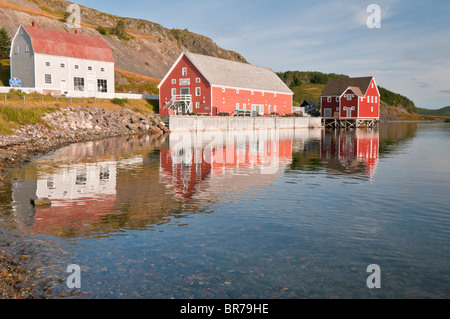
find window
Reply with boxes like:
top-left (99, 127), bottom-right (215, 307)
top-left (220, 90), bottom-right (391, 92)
top-left (236, 103), bottom-right (240, 110)
top-left (243, 104), bottom-right (247, 111)
top-left (324, 109), bottom-right (332, 117)
top-left (262, 92), bottom-right (265, 96)
top-left (101, 68), bottom-right (105, 72)
top-left (251, 91), bottom-right (254, 95)
top-left (367, 96), bottom-right (370, 103)
top-left (97, 79), bottom-right (108, 92)
top-left (347, 94), bottom-right (352, 101)
top-left (196, 77), bottom-right (201, 83)
top-left (195, 87), bottom-right (201, 96)
top-left (222, 88), bottom-right (225, 93)
top-left (375, 96), bottom-right (378, 103)
top-left (195, 102), bottom-right (200, 109)
top-left (46, 62), bottom-right (51, 67)
top-left (327, 97), bottom-right (331, 103)
top-left (236, 89), bottom-right (239, 94)
top-left (74, 77), bottom-right (85, 91)
top-left (274, 105), bottom-right (277, 113)
top-left (75, 65), bottom-right (80, 70)
top-left (60, 63), bottom-right (66, 68)
top-left (371, 96), bottom-right (374, 103)
top-left (371, 107), bottom-right (374, 112)
top-left (14, 47), bottom-right (19, 54)
top-left (171, 88), bottom-right (176, 96)
top-left (88, 66), bottom-right (93, 71)
top-left (171, 79), bottom-right (176, 84)
top-left (25, 45), bottom-right (29, 52)
top-left (336, 97), bottom-right (340, 102)
top-left (274, 93), bottom-right (277, 97)
top-left (45, 74), bottom-right (52, 84)
top-left (182, 67), bottom-right (187, 76)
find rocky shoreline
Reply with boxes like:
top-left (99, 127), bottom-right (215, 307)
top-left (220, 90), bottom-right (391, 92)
top-left (0, 105), bottom-right (169, 181)
top-left (0, 105), bottom-right (169, 299)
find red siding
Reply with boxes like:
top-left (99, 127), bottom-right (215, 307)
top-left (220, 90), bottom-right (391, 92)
top-left (159, 54), bottom-right (293, 116)
top-left (159, 55), bottom-right (212, 116)
top-left (358, 79), bottom-right (380, 119)
top-left (340, 89), bottom-right (359, 118)
top-left (321, 96), bottom-right (340, 118)
top-left (211, 87), bottom-right (292, 115)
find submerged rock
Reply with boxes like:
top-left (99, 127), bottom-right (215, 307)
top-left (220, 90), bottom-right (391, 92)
top-left (30, 198), bottom-right (52, 207)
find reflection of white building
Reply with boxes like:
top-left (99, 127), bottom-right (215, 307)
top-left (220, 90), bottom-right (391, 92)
top-left (36, 162), bottom-right (117, 203)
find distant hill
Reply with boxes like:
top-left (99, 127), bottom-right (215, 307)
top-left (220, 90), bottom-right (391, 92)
top-left (0, 0), bottom-right (247, 83)
top-left (276, 71), bottom-right (419, 120)
top-left (417, 106), bottom-right (450, 117)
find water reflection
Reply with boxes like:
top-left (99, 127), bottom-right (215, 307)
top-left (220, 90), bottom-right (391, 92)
top-left (9, 127), bottom-right (385, 238)
top-left (320, 129), bottom-right (379, 179)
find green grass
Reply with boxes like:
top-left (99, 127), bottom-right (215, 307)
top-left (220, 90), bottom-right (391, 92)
top-left (417, 106), bottom-right (450, 117)
top-left (289, 83), bottom-right (325, 106)
top-left (0, 105), bottom-right (53, 134)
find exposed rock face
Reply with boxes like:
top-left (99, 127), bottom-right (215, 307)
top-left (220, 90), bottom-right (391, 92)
top-left (0, 0), bottom-right (247, 79)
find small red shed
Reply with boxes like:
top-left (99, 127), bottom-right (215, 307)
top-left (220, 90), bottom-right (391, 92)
top-left (321, 77), bottom-right (380, 120)
top-left (158, 52), bottom-right (293, 116)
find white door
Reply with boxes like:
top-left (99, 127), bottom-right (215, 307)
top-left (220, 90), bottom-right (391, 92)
top-left (347, 108), bottom-right (352, 118)
top-left (61, 80), bottom-right (67, 91)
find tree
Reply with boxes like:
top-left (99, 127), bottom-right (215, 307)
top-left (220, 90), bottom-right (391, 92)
top-left (0, 27), bottom-right (11, 60)
top-left (113, 20), bottom-right (128, 40)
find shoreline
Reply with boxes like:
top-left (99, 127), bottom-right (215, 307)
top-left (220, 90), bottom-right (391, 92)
top-left (0, 105), bottom-right (169, 183)
top-left (0, 105), bottom-right (169, 299)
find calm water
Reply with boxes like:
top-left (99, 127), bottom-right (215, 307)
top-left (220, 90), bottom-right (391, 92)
top-left (1, 122), bottom-right (449, 299)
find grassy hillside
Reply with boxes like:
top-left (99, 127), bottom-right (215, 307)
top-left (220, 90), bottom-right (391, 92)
top-left (277, 71), bottom-right (349, 106)
top-left (417, 106), bottom-right (450, 117)
top-left (0, 0), bottom-right (247, 80)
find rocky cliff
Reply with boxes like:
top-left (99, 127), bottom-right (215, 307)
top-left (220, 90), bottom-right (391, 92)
top-left (0, 0), bottom-right (247, 79)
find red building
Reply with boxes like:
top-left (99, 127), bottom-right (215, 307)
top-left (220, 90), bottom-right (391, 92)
top-left (321, 77), bottom-right (380, 120)
top-left (158, 52), bottom-right (293, 116)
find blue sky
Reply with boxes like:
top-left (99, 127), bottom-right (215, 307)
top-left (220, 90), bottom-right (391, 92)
top-left (75, 0), bottom-right (450, 109)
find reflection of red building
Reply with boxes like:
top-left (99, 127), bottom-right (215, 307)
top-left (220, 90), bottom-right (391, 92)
top-left (321, 130), bottom-right (379, 178)
top-left (160, 132), bottom-right (292, 199)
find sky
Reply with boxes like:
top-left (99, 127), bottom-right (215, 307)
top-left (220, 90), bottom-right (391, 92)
top-left (74, 0), bottom-right (450, 109)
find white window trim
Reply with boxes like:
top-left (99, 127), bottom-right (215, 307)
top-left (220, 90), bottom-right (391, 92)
top-left (195, 77), bottom-right (201, 83)
top-left (171, 79), bottom-right (176, 84)
top-left (182, 67), bottom-right (187, 76)
top-left (88, 66), bottom-right (93, 71)
top-left (45, 62), bottom-right (51, 67)
top-left (222, 88), bottom-right (225, 93)
top-left (327, 97), bottom-right (332, 103)
top-left (195, 87), bottom-right (201, 96)
top-left (195, 102), bottom-right (200, 109)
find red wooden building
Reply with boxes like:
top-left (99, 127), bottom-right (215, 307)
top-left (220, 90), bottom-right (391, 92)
top-left (320, 77), bottom-right (380, 127)
top-left (158, 52), bottom-right (293, 116)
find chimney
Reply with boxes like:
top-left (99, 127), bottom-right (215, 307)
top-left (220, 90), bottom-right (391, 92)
top-left (31, 21), bottom-right (38, 28)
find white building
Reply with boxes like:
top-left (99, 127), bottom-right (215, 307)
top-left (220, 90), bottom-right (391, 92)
top-left (10, 22), bottom-right (115, 97)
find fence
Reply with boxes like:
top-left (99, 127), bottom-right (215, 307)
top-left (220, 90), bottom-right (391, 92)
top-left (0, 86), bottom-right (158, 101)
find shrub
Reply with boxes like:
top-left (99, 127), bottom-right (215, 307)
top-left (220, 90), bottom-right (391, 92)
top-left (111, 98), bottom-right (129, 107)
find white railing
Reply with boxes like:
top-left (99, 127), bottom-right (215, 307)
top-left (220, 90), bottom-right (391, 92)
top-left (0, 86), bottom-right (158, 100)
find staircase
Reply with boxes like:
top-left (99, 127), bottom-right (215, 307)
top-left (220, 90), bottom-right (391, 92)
top-left (164, 95), bottom-right (193, 115)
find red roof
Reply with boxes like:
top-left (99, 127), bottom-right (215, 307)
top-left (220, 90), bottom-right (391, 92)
top-left (23, 25), bottom-right (114, 63)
